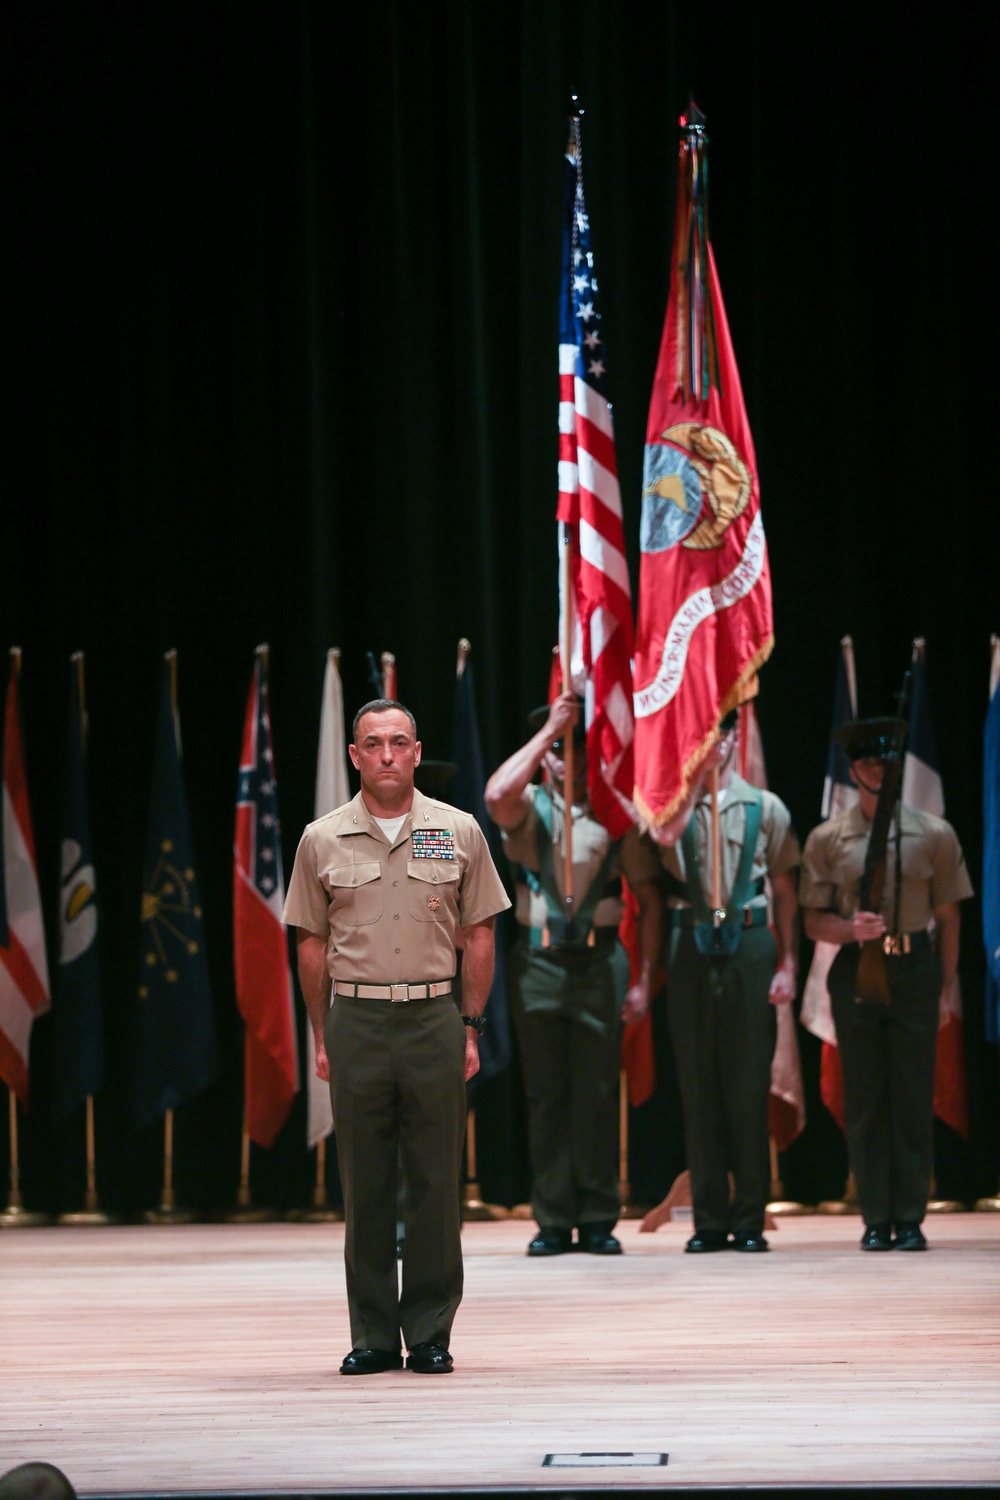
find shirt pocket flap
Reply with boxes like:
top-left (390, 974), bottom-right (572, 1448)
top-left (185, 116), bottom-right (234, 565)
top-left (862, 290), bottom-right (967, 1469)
top-left (324, 861), bottom-right (381, 890)
top-left (406, 860), bottom-right (460, 885)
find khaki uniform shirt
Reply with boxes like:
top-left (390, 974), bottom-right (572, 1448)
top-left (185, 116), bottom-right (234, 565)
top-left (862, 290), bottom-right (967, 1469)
top-left (283, 789), bottom-right (511, 982)
top-left (620, 772), bottom-right (800, 909)
top-left (799, 803), bottom-right (973, 930)
top-left (500, 785), bottom-right (643, 929)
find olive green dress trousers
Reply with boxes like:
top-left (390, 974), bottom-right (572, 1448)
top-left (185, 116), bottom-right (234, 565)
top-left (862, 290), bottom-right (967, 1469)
top-left (326, 992), bottom-right (467, 1353)
top-left (665, 925), bottom-right (778, 1237)
top-left (829, 942), bottom-right (941, 1227)
top-left (510, 939), bottom-right (629, 1230)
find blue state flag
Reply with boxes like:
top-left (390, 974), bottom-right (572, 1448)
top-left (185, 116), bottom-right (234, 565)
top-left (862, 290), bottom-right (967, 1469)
top-left (821, 635), bottom-right (859, 819)
top-left (134, 656), bottom-right (218, 1129)
top-left (449, 657), bottom-right (512, 1082)
top-left (52, 655), bottom-right (104, 1122)
top-left (984, 645), bottom-right (1000, 1046)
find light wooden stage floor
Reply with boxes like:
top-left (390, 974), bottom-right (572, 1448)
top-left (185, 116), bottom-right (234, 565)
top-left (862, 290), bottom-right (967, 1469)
top-left (3, 1215), bottom-right (1000, 1496)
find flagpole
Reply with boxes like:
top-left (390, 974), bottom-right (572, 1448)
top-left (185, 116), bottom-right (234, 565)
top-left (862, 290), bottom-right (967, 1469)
top-left (559, 526), bottom-right (575, 911)
top-left (709, 767), bottom-right (722, 918)
top-left (616, 1069), bottom-right (645, 1219)
top-left (381, 652), bottom-right (395, 698)
top-left (1, 651), bottom-right (49, 1228)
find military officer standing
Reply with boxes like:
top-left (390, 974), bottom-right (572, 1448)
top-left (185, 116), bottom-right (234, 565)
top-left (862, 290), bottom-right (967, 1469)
top-left (625, 712), bottom-right (800, 1252)
top-left (800, 718), bottom-right (972, 1251)
top-left (485, 691), bottom-right (644, 1257)
top-left (284, 700), bottom-right (510, 1373)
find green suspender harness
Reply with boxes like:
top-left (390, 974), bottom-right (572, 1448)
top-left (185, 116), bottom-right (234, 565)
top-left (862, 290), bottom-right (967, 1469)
top-left (680, 788), bottom-right (765, 956)
top-left (522, 785), bottom-right (620, 950)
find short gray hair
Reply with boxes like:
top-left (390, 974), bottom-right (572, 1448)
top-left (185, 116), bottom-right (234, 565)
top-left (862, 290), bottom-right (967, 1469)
top-left (352, 699), bottom-right (418, 741)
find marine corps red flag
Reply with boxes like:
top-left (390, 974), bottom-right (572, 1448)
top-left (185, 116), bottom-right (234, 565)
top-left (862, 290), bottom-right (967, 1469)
top-left (234, 646), bottom-right (298, 1148)
top-left (634, 105), bottom-right (773, 827)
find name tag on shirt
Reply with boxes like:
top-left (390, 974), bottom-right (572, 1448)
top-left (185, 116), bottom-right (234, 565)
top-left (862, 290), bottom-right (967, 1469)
top-left (411, 829), bottom-right (456, 860)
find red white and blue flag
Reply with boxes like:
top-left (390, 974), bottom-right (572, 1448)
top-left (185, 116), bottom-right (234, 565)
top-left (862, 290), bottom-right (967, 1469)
top-left (0, 650), bottom-right (51, 1103)
top-left (234, 647), bottom-right (298, 1149)
top-left (557, 113), bottom-right (635, 839)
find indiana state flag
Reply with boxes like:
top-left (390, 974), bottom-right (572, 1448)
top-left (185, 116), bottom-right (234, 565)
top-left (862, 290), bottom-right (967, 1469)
top-left (52, 654), bottom-right (104, 1123)
top-left (135, 654), bottom-right (217, 1130)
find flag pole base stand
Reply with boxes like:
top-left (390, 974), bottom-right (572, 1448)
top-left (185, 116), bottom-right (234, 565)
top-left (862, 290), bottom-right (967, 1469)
top-left (926, 1198), bottom-right (965, 1214)
top-left (286, 1206), bottom-right (344, 1223)
top-left (816, 1200), bottom-right (858, 1215)
top-left (0, 1206), bottom-right (51, 1229)
top-left (974, 1195), bottom-right (1000, 1212)
top-left (462, 1187), bottom-right (508, 1223)
top-left (58, 1210), bottom-right (115, 1227)
top-left (225, 1206), bottom-right (277, 1224)
top-left (766, 1200), bottom-right (814, 1217)
top-left (618, 1201), bottom-right (650, 1220)
top-left (508, 1202), bottom-right (534, 1220)
top-left (144, 1207), bottom-right (194, 1226)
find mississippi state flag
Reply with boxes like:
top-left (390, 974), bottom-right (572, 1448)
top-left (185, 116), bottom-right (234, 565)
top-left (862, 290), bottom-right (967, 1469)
top-left (0, 652), bottom-right (51, 1103)
top-left (557, 114), bottom-right (635, 838)
top-left (634, 105), bottom-right (773, 828)
top-left (234, 647), bottom-right (298, 1148)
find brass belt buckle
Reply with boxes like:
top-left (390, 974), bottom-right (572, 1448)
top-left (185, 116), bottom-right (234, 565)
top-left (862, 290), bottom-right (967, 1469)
top-left (882, 933), bottom-right (901, 957)
top-left (390, 983), bottom-right (409, 1003)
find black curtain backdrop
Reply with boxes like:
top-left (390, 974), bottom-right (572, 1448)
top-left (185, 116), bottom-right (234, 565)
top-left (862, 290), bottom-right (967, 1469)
top-left (4, 1), bottom-right (998, 1216)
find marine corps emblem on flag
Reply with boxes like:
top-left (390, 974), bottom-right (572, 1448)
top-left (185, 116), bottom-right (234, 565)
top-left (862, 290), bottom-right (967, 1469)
top-left (641, 423), bottom-right (753, 553)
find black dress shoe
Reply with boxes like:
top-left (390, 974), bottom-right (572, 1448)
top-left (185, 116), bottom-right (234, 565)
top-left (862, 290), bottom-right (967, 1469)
top-left (731, 1232), bottom-right (769, 1252)
top-left (340, 1348), bottom-right (404, 1375)
top-left (577, 1223), bottom-right (623, 1255)
top-left (405, 1342), bottom-right (453, 1373)
top-left (893, 1222), bottom-right (928, 1251)
top-left (527, 1226), bottom-right (573, 1257)
top-left (859, 1223), bottom-right (893, 1251)
top-left (685, 1230), bottom-right (729, 1253)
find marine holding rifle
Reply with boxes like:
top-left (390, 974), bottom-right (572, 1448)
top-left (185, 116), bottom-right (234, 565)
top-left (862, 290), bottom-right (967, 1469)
top-left (799, 717), bottom-right (973, 1252)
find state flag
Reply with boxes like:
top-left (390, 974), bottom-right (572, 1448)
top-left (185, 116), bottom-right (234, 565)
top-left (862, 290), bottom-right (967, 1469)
top-left (449, 647), bottom-right (512, 1082)
top-left (985, 636), bottom-right (1000, 1047)
top-left (52, 654), bottom-right (103, 1123)
top-left (800, 636), bottom-right (858, 1130)
top-left (134, 654), bottom-right (217, 1129)
top-left (903, 639), bottom-right (969, 1138)
top-left (234, 647), bottom-right (298, 1148)
top-left (306, 648), bottom-right (350, 1148)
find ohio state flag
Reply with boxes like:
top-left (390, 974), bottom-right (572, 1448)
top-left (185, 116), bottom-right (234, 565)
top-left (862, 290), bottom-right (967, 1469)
top-left (633, 104), bottom-right (773, 828)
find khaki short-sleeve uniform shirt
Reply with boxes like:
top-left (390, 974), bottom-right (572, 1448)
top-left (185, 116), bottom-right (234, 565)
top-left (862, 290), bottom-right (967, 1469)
top-left (799, 803), bottom-right (973, 930)
top-left (619, 772), bottom-right (799, 908)
top-left (283, 789), bottom-right (511, 982)
top-left (500, 786), bottom-right (644, 928)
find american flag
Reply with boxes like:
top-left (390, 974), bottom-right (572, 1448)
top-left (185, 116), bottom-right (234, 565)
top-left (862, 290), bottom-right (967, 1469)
top-left (557, 114), bottom-right (635, 838)
top-left (0, 651), bottom-right (50, 1103)
top-left (233, 646), bottom-right (298, 1149)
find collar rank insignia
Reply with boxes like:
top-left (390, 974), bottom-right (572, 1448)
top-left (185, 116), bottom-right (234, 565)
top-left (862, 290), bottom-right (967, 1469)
top-left (411, 829), bottom-right (455, 860)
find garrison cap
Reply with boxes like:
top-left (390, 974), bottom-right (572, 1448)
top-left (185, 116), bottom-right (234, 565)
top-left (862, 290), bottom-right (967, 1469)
top-left (527, 700), bottom-right (587, 743)
top-left (833, 717), bottom-right (907, 761)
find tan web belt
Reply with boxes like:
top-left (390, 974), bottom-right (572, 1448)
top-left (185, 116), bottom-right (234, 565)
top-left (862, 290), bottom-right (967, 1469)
top-left (333, 980), bottom-right (452, 1002)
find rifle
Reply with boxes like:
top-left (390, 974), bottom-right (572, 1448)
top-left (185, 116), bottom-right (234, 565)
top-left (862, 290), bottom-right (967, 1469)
top-left (854, 671), bottom-right (912, 1004)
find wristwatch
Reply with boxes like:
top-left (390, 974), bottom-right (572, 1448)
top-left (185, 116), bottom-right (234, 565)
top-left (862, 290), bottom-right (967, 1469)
top-left (462, 1015), bottom-right (487, 1034)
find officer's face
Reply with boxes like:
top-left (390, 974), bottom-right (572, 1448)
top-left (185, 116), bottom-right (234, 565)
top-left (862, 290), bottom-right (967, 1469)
top-left (350, 710), bottom-right (422, 802)
top-left (543, 741), bottom-right (588, 800)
